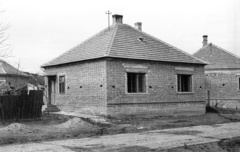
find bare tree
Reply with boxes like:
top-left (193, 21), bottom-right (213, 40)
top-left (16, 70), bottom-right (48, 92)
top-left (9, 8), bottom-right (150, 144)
top-left (0, 10), bottom-right (11, 57)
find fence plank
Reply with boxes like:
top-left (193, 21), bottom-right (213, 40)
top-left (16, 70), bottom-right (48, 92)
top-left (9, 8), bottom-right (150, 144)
top-left (0, 90), bottom-right (43, 122)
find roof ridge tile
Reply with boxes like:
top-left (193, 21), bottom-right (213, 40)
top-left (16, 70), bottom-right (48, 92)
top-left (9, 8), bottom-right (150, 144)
top-left (104, 24), bottom-right (119, 56)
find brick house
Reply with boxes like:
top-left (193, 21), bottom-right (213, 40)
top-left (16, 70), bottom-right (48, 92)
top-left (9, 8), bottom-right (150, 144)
top-left (193, 35), bottom-right (240, 109)
top-left (0, 60), bottom-right (35, 94)
top-left (42, 15), bottom-right (207, 117)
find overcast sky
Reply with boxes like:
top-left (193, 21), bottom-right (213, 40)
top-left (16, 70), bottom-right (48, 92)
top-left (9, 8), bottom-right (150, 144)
top-left (0, 0), bottom-right (239, 73)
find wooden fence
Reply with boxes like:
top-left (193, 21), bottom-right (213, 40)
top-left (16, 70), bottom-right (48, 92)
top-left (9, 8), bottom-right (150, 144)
top-left (0, 90), bottom-right (44, 122)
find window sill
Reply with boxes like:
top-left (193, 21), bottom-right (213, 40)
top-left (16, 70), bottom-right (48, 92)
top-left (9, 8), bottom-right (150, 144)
top-left (126, 92), bottom-right (148, 95)
top-left (177, 92), bottom-right (194, 95)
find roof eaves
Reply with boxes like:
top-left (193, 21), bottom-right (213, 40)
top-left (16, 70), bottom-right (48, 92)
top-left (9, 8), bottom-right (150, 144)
top-left (0, 73), bottom-right (30, 78)
top-left (205, 67), bottom-right (240, 70)
top-left (41, 56), bottom-right (108, 68)
top-left (105, 56), bottom-right (208, 65)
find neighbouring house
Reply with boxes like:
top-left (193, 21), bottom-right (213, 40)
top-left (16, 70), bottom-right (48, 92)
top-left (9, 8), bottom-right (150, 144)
top-left (24, 72), bottom-right (44, 90)
top-left (0, 59), bottom-right (40, 95)
top-left (193, 35), bottom-right (240, 109)
top-left (41, 14), bottom-right (207, 117)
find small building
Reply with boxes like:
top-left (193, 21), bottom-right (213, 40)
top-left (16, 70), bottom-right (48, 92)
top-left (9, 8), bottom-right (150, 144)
top-left (0, 60), bottom-right (34, 95)
top-left (193, 35), bottom-right (240, 109)
top-left (42, 15), bottom-right (207, 117)
top-left (24, 72), bottom-right (44, 90)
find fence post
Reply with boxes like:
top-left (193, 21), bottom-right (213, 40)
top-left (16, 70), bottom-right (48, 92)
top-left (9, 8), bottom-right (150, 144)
top-left (207, 90), bottom-right (210, 107)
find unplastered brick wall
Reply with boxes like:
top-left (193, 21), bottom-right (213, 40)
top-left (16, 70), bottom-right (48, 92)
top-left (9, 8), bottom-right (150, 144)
top-left (206, 71), bottom-right (240, 100)
top-left (107, 101), bottom-right (206, 118)
top-left (106, 58), bottom-right (206, 104)
top-left (44, 59), bottom-right (107, 115)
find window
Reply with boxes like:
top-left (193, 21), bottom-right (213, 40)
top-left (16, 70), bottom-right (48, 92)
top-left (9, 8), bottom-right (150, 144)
top-left (59, 75), bottom-right (65, 93)
top-left (177, 74), bottom-right (192, 92)
top-left (127, 73), bottom-right (146, 93)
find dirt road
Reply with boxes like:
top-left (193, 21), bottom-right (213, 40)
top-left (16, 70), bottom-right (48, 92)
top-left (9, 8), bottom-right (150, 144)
top-left (1, 122), bottom-right (240, 152)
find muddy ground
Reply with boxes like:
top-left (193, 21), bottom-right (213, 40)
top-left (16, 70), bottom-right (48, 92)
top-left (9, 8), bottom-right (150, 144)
top-left (101, 137), bottom-right (240, 152)
top-left (1, 112), bottom-right (240, 151)
top-left (159, 137), bottom-right (240, 152)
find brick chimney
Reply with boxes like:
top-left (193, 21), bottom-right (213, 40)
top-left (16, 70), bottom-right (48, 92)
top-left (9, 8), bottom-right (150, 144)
top-left (134, 22), bottom-right (142, 31)
top-left (112, 14), bottom-right (123, 25)
top-left (202, 35), bottom-right (208, 47)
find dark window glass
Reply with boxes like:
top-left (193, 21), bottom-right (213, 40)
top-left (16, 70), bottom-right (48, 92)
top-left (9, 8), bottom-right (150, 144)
top-left (177, 74), bottom-right (192, 92)
top-left (127, 73), bottom-right (146, 93)
top-left (59, 76), bottom-right (65, 93)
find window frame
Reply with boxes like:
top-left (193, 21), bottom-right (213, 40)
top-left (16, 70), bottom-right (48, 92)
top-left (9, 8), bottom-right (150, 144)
top-left (59, 75), bottom-right (66, 94)
top-left (177, 74), bottom-right (193, 93)
top-left (126, 72), bottom-right (147, 94)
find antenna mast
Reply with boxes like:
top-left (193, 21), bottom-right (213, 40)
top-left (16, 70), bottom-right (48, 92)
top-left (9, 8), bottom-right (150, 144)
top-left (105, 10), bottom-right (112, 31)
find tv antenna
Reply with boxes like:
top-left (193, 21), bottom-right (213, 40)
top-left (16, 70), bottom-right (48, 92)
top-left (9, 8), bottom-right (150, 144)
top-left (105, 10), bottom-right (112, 31)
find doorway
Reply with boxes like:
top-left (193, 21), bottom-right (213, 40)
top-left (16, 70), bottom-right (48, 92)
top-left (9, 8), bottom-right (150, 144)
top-left (48, 76), bottom-right (56, 105)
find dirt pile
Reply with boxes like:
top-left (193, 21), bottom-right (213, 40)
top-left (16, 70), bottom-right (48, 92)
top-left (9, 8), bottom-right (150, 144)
top-left (56, 117), bottom-right (99, 132)
top-left (0, 123), bottom-right (39, 134)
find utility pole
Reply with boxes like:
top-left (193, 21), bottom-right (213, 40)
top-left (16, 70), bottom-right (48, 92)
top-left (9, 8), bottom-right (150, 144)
top-left (105, 10), bottom-right (111, 31)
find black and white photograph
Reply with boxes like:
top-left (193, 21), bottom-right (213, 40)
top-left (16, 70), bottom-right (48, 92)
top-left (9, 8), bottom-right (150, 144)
top-left (0, 0), bottom-right (239, 151)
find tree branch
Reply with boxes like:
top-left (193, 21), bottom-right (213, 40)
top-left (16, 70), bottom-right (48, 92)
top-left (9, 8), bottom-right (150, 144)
top-left (0, 9), bottom-right (11, 58)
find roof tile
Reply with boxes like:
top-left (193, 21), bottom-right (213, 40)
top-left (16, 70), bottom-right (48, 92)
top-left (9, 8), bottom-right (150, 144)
top-left (0, 60), bottom-right (29, 76)
top-left (42, 23), bottom-right (205, 67)
top-left (193, 43), bottom-right (240, 69)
